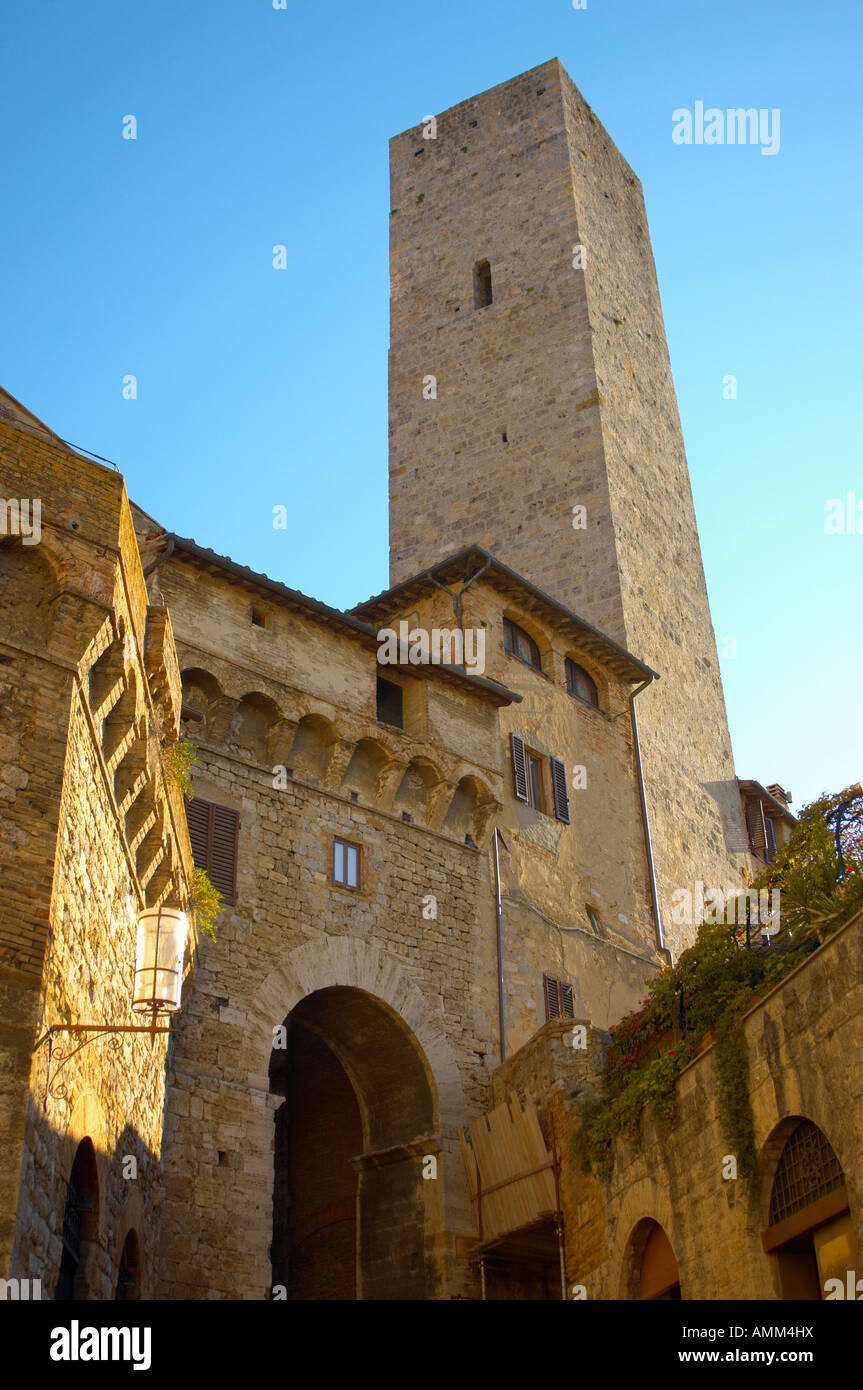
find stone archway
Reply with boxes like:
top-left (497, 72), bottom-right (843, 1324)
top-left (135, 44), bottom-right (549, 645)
top-left (270, 986), bottom-right (438, 1300)
top-left (623, 1217), bottom-right (682, 1300)
top-left (251, 937), bottom-right (467, 1302)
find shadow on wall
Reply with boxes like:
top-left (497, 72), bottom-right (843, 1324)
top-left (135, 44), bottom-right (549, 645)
top-left (11, 1112), bottom-right (165, 1302)
top-left (702, 780), bottom-right (750, 856)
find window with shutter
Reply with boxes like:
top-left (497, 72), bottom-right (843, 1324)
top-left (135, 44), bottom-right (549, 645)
top-left (511, 733), bottom-right (528, 803)
top-left (543, 973), bottom-right (575, 1021)
top-left (764, 816), bottom-right (777, 862)
top-left (185, 797), bottom-right (239, 903)
top-left (745, 798), bottom-right (767, 855)
top-left (550, 756), bottom-right (570, 824)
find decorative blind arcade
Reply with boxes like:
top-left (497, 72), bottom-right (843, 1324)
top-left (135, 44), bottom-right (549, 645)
top-left (186, 797), bottom-right (239, 903)
top-left (510, 734), bottom-right (570, 824)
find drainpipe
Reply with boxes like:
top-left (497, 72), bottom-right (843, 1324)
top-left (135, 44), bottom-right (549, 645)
top-left (492, 826), bottom-right (507, 1062)
top-left (629, 676), bottom-right (672, 966)
top-left (430, 560), bottom-right (491, 670)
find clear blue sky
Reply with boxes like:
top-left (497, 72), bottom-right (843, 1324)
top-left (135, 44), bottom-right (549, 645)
top-left (2, 1), bottom-right (860, 810)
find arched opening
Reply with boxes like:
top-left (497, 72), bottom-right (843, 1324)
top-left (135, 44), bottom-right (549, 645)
top-left (392, 757), bottom-right (441, 825)
top-left (269, 986), bottom-right (437, 1300)
top-left (0, 536), bottom-right (57, 644)
top-left (624, 1218), bottom-right (681, 1300)
top-left (115, 1228), bottom-right (141, 1300)
top-left (226, 692), bottom-right (281, 763)
top-left (288, 713), bottom-right (338, 783)
top-left (180, 667), bottom-right (222, 729)
top-left (55, 1138), bottom-right (100, 1301)
top-left (443, 774), bottom-right (488, 843)
top-left (339, 738), bottom-right (390, 804)
top-left (762, 1117), bottom-right (853, 1300)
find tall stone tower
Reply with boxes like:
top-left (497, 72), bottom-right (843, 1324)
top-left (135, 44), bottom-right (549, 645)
top-left (387, 58), bottom-right (750, 953)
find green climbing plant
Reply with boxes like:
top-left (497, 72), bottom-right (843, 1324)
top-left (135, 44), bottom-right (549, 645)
top-left (190, 867), bottom-right (222, 942)
top-left (572, 783), bottom-right (863, 1189)
top-left (161, 737), bottom-right (199, 800)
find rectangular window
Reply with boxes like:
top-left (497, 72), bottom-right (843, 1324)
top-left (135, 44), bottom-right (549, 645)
top-left (543, 974), bottom-right (574, 1021)
top-left (333, 837), bottom-right (361, 889)
top-left (186, 797), bottom-right (239, 903)
top-left (765, 816), bottom-right (777, 862)
top-left (473, 259), bottom-right (492, 308)
top-left (527, 754), bottom-right (544, 812)
top-left (376, 676), bottom-right (403, 729)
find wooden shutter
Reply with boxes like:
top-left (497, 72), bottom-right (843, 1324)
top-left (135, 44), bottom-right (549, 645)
top-left (186, 796), bottom-right (210, 869)
top-left (511, 733), bottom-right (528, 803)
top-left (551, 756), bottom-right (570, 824)
top-left (185, 797), bottom-right (239, 903)
top-left (745, 798), bottom-right (767, 854)
top-left (544, 973), bottom-right (574, 1021)
top-left (543, 973), bottom-right (560, 1020)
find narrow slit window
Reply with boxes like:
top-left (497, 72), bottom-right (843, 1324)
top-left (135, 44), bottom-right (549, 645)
top-left (473, 259), bottom-right (493, 308)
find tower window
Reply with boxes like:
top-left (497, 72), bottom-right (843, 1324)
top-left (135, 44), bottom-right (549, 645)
top-left (503, 618), bottom-right (542, 672)
top-left (473, 259), bottom-right (493, 308)
top-left (376, 676), bottom-right (404, 729)
top-left (566, 658), bottom-right (599, 708)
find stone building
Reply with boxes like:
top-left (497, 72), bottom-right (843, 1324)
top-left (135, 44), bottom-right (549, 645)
top-left (1, 59), bottom-right (857, 1302)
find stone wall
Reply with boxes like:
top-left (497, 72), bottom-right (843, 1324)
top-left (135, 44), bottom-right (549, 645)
top-left (557, 914), bottom-right (863, 1299)
top-left (152, 547), bottom-right (513, 1298)
top-left (386, 58), bottom-right (754, 961)
top-left (0, 416), bottom-right (193, 1295)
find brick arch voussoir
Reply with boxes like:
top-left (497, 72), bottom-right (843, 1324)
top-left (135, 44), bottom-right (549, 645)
top-left (251, 935), bottom-right (465, 1131)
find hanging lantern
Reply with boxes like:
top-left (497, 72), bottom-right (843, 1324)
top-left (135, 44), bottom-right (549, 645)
top-left (133, 907), bottom-right (188, 1016)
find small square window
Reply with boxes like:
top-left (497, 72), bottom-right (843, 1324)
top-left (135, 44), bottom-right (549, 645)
top-left (333, 837), bottom-right (361, 889)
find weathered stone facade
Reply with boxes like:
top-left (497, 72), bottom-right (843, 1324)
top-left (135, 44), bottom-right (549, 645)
top-left (1, 58), bottom-right (850, 1305)
top-left (0, 400), bottom-right (194, 1298)
top-left (388, 58), bottom-right (752, 958)
top-left (549, 912), bottom-right (863, 1300)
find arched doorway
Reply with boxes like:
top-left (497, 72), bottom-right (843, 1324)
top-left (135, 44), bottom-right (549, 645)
top-left (762, 1117), bottom-right (854, 1299)
top-left (115, 1229), bottom-right (141, 1300)
top-left (624, 1219), bottom-right (681, 1300)
top-left (269, 986), bottom-right (438, 1300)
top-left (55, 1138), bottom-right (99, 1301)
